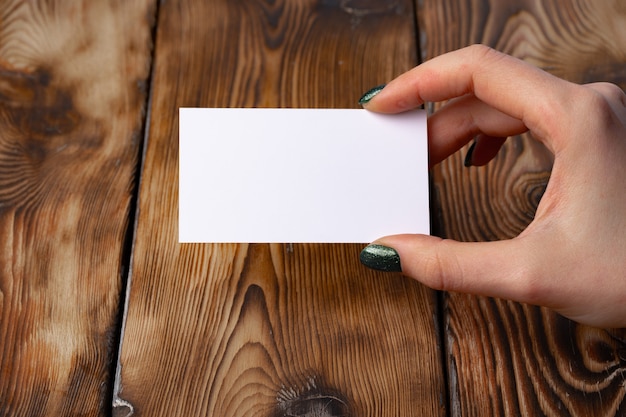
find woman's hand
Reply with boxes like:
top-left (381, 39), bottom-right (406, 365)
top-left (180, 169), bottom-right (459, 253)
top-left (359, 45), bottom-right (626, 328)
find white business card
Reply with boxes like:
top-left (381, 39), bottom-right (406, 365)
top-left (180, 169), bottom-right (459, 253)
top-left (179, 108), bottom-right (429, 243)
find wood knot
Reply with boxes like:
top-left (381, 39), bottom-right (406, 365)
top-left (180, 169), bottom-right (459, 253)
top-left (274, 377), bottom-right (351, 417)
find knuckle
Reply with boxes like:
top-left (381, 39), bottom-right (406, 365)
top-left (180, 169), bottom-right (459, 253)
top-left (592, 82), bottom-right (626, 105)
top-left (515, 267), bottom-right (545, 305)
top-left (578, 86), bottom-right (623, 131)
top-left (510, 241), bottom-right (549, 306)
top-left (466, 44), bottom-right (497, 60)
top-left (543, 84), bottom-right (624, 144)
top-left (466, 44), bottom-right (511, 70)
top-left (420, 240), bottom-right (463, 292)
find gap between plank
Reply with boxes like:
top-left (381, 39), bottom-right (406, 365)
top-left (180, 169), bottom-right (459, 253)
top-left (108, 1), bottom-right (162, 415)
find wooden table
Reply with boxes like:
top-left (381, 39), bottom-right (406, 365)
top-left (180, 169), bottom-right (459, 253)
top-left (1, 1), bottom-right (625, 416)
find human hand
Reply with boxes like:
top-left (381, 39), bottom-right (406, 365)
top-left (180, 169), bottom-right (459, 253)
top-left (358, 45), bottom-right (626, 328)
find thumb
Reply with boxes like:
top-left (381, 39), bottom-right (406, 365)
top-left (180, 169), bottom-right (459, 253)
top-left (360, 234), bottom-right (537, 304)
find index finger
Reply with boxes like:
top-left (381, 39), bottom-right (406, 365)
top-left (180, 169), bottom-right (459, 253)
top-left (364, 45), bottom-right (575, 153)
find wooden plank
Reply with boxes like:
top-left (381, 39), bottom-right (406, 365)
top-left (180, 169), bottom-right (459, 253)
top-left (0, 1), bottom-right (154, 416)
top-left (416, 0), bottom-right (626, 415)
top-left (114, 1), bottom-right (445, 416)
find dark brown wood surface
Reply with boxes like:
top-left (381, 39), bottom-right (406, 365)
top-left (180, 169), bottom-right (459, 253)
top-left (0, 1), bottom-right (154, 416)
top-left (112, 1), bottom-right (444, 416)
top-left (1, 0), bottom-right (625, 416)
top-left (417, 0), bottom-right (626, 416)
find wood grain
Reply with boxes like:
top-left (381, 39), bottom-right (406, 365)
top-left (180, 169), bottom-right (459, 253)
top-left (446, 299), bottom-right (626, 416)
top-left (0, 1), bottom-right (154, 415)
top-left (114, 0), bottom-right (445, 416)
top-left (417, 0), bottom-right (626, 415)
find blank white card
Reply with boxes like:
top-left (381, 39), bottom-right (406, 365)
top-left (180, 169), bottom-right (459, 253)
top-left (179, 108), bottom-right (429, 243)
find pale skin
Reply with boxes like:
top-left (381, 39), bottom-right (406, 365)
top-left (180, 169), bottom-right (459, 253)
top-left (361, 45), bottom-right (626, 328)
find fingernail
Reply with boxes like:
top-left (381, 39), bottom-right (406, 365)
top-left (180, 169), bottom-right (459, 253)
top-left (464, 141), bottom-right (476, 167)
top-left (359, 244), bottom-right (402, 272)
top-left (358, 84), bottom-right (386, 105)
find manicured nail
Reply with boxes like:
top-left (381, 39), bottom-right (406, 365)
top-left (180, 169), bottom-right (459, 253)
top-left (359, 244), bottom-right (402, 272)
top-left (464, 141), bottom-right (476, 167)
top-left (358, 84), bottom-right (386, 105)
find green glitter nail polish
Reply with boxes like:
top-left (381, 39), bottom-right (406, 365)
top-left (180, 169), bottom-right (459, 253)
top-left (358, 84), bottom-right (386, 105)
top-left (464, 141), bottom-right (476, 167)
top-left (359, 244), bottom-right (402, 272)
